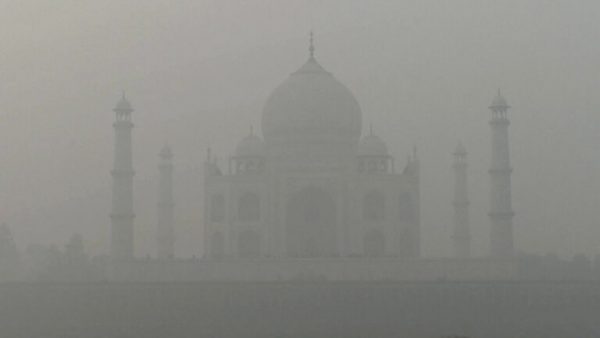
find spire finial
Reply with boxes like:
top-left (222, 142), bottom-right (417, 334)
top-left (250, 125), bottom-right (254, 136)
top-left (309, 30), bottom-right (315, 58)
top-left (369, 123), bottom-right (373, 136)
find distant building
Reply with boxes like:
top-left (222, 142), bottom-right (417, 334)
top-left (0, 223), bottom-right (20, 281)
top-left (156, 145), bottom-right (175, 259)
top-left (108, 35), bottom-right (515, 281)
top-left (203, 42), bottom-right (420, 259)
top-left (110, 93), bottom-right (135, 260)
top-left (488, 90), bottom-right (515, 257)
top-left (453, 142), bottom-right (471, 258)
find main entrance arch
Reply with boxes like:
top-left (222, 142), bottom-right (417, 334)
top-left (285, 186), bottom-right (337, 257)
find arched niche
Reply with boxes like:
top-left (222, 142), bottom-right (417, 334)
top-left (238, 192), bottom-right (260, 222)
top-left (210, 194), bottom-right (225, 223)
top-left (399, 192), bottom-right (415, 223)
top-left (363, 190), bottom-right (385, 222)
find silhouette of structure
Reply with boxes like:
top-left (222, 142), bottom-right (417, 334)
top-left (110, 93), bottom-right (135, 260)
top-left (0, 223), bottom-right (20, 281)
top-left (488, 90), bottom-right (515, 257)
top-left (108, 35), bottom-right (516, 281)
top-left (452, 142), bottom-right (470, 258)
top-left (157, 145), bottom-right (175, 259)
top-left (203, 35), bottom-right (420, 259)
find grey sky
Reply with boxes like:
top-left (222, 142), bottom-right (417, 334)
top-left (0, 0), bottom-right (599, 257)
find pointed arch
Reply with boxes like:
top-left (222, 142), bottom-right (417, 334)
top-left (363, 190), bottom-right (385, 222)
top-left (210, 194), bottom-right (225, 222)
top-left (399, 192), bottom-right (415, 223)
top-left (238, 192), bottom-right (260, 222)
top-left (285, 186), bottom-right (337, 257)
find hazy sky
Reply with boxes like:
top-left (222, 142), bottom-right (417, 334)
top-left (0, 0), bottom-right (599, 257)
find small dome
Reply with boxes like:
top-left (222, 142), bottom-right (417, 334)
top-left (235, 133), bottom-right (265, 157)
top-left (358, 134), bottom-right (388, 157)
top-left (114, 93), bottom-right (133, 112)
top-left (490, 90), bottom-right (509, 110)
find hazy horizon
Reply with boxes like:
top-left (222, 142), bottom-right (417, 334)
top-left (0, 0), bottom-right (599, 258)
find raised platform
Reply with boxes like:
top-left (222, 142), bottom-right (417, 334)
top-left (109, 257), bottom-right (516, 282)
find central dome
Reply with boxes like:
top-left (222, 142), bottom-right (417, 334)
top-left (261, 55), bottom-right (362, 145)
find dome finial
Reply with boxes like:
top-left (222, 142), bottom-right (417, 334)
top-left (309, 30), bottom-right (315, 58)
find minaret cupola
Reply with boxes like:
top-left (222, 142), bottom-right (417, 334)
top-left (114, 92), bottom-right (133, 121)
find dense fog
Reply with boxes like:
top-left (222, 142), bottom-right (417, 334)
top-left (0, 1), bottom-right (598, 258)
top-left (1, 1), bottom-right (600, 337)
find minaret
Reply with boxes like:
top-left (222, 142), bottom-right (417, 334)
top-left (157, 144), bottom-right (174, 259)
top-left (488, 90), bottom-right (514, 257)
top-left (110, 93), bottom-right (135, 260)
top-left (412, 145), bottom-right (421, 257)
top-left (452, 142), bottom-right (471, 258)
top-left (309, 30), bottom-right (315, 59)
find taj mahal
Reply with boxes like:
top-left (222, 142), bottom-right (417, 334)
top-left (108, 35), bottom-right (516, 281)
